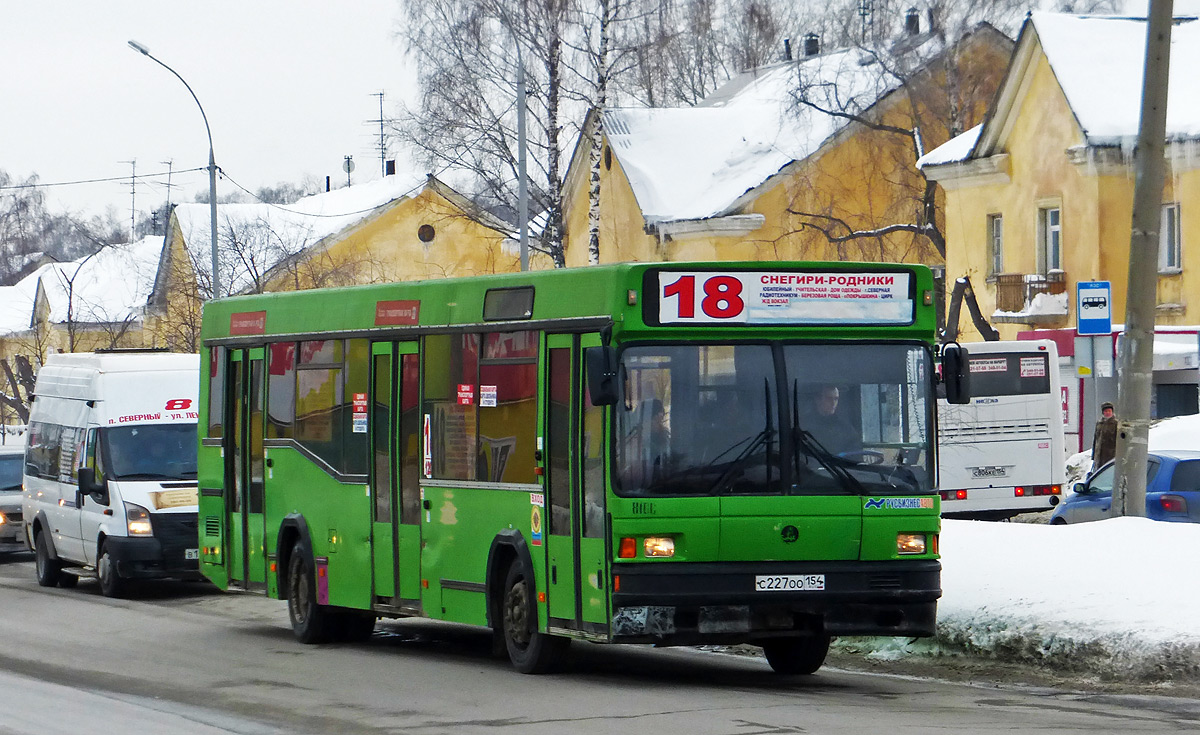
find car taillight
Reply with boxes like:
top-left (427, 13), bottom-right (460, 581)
top-left (1018, 485), bottom-right (1062, 497)
top-left (1160, 494), bottom-right (1188, 513)
top-left (940, 489), bottom-right (967, 501)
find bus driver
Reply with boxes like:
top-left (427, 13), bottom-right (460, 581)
top-left (805, 385), bottom-right (861, 457)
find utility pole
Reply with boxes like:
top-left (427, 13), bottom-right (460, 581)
top-left (1112, 0), bottom-right (1174, 518)
top-left (121, 159), bottom-right (137, 239)
top-left (370, 91), bottom-right (387, 177)
top-left (161, 159), bottom-right (174, 208)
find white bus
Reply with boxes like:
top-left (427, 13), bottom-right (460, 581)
top-left (937, 340), bottom-right (1066, 520)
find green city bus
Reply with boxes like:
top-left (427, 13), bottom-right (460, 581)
top-left (197, 261), bottom-right (965, 674)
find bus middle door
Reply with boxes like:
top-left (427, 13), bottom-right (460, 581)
top-left (369, 341), bottom-right (422, 610)
top-left (545, 334), bottom-right (609, 634)
top-left (226, 347), bottom-right (268, 591)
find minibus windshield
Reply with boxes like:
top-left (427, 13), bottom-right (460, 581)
top-left (102, 424), bottom-right (198, 481)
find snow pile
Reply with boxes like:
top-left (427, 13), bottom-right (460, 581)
top-left (845, 517), bottom-right (1200, 681)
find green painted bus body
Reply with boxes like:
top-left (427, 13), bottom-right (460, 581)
top-left (198, 261), bottom-right (942, 643)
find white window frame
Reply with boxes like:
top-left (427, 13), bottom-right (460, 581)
top-left (1038, 206), bottom-right (1062, 274)
top-left (1159, 202), bottom-right (1181, 273)
top-left (987, 214), bottom-right (1004, 277)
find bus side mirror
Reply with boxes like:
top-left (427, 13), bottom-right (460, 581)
top-left (78, 468), bottom-right (109, 506)
top-left (941, 342), bottom-right (971, 405)
top-left (585, 346), bottom-right (619, 406)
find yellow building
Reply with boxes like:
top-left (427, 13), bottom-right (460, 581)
top-left (921, 12), bottom-right (1200, 341)
top-left (561, 21), bottom-right (1012, 270)
top-left (147, 173), bottom-right (526, 351)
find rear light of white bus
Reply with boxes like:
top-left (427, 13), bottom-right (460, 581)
top-left (1013, 485), bottom-right (1061, 497)
top-left (939, 489), bottom-right (968, 501)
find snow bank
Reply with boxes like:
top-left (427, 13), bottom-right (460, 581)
top-left (841, 517), bottom-right (1200, 681)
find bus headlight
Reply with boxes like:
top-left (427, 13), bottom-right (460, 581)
top-left (124, 502), bottom-right (153, 536)
top-left (643, 536), bottom-right (675, 557)
top-left (0, 511), bottom-right (6, 526)
top-left (896, 533), bottom-right (926, 555)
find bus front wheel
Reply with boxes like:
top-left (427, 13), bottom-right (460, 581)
top-left (286, 541), bottom-right (337, 644)
top-left (762, 635), bottom-right (831, 675)
top-left (500, 563), bottom-right (567, 674)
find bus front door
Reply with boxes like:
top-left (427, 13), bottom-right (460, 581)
top-left (225, 348), bottom-right (267, 591)
top-left (545, 334), bottom-right (609, 634)
top-left (369, 341), bottom-right (422, 610)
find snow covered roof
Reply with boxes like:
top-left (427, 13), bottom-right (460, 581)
top-left (0, 274), bottom-right (41, 334)
top-left (928, 12), bottom-right (1200, 167)
top-left (174, 172), bottom-right (428, 294)
top-left (916, 124), bottom-right (981, 167)
top-left (1034, 12), bottom-right (1200, 145)
top-left (604, 39), bottom-right (944, 225)
top-left (0, 236), bottom-right (164, 336)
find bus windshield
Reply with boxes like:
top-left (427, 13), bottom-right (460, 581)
top-left (102, 424), bottom-right (198, 481)
top-left (616, 343), bottom-right (933, 497)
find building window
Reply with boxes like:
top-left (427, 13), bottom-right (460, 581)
top-left (987, 214), bottom-right (1003, 276)
top-left (1038, 206), bottom-right (1062, 273)
top-left (1160, 203), bottom-right (1181, 272)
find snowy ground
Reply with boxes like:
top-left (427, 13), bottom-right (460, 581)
top-left (840, 517), bottom-right (1200, 683)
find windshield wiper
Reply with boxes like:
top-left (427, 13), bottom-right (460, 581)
top-left (711, 379), bottom-right (777, 494)
top-left (791, 380), bottom-right (866, 496)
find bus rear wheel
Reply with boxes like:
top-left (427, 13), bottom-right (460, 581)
top-left (286, 541), bottom-right (337, 644)
top-left (500, 563), bottom-right (567, 674)
top-left (762, 635), bottom-right (831, 675)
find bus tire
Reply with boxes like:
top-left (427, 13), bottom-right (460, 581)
top-left (500, 563), bottom-right (567, 674)
top-left (286, 541), bottom-right (336, 644)
top-left (98, 546), bottom-right (126, 598)
top-left (762, 635), bottom-right (831, 675)
top-left (34, 529), bottom-right (63, 588)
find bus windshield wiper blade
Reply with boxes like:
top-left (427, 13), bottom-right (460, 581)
top-left (709, 428), bottom-right (774, 494)
top-left (790, 380), bottom-right (866, 496)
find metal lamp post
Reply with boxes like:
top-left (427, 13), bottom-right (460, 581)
top-left (128, 40), bottom-right (221, 297)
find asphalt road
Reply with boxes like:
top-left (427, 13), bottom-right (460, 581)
top-left (1, 551), bottom-right (1197, 735)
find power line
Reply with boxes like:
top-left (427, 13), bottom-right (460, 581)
top-left (0, 166), bottom-right (207, 191)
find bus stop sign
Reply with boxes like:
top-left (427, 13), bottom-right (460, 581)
top-left (1077, 281), bottom-right (1112, 336)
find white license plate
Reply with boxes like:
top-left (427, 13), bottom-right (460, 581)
top-left (754, 574), bottom-right (825, 592)
top-left (185, 548), bottom-right (199, 560)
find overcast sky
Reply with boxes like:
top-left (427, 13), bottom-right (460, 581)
top-left (1, 1), bottom-right (415, 223)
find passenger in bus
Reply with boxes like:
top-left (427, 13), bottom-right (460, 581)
top-left (804, 385), bottom-right (862, 457)
top-left (622, 399), bottom-right (671, 490)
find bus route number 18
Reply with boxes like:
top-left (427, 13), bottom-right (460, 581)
top-left (660, 273), bottom-right (747, 322)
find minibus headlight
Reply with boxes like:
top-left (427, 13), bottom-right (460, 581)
top-left (0, 511), bottom-right (6, 526)
top-left (896, 533), bottom-right (926, 555)
top-left (643, 536), bottom-right (675, 558)
top-left (124, 502), bottom-right (153, 536)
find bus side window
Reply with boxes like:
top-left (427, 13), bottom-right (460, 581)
top-left (581, 352), bottom-right (605, 539)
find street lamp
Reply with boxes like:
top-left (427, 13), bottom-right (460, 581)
top-left (128, 40), bottom-right (221, 297)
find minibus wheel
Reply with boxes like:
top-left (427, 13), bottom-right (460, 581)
top-left (286, 541), bottom-right (336, 644)
top-left (34, 529), bottom-right (63, 588)
top-left (762, 634), bottom-right (831, 675)
top-left (98, 546), bottom-right (126, 598)
top-left (500, 563), bottom-right (568, 674)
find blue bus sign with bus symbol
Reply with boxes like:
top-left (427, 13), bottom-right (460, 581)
top-left (1077, 281), bottom-right (1112, 336)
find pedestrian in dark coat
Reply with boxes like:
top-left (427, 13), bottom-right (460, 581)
top-left (1091, 401), bottom-right (1117, 470)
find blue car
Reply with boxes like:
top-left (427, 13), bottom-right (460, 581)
top-left (1051, 450), bottom-right (1200, 524)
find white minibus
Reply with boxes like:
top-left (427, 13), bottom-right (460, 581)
top-left (23, 351), bottom-right (200, 596)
